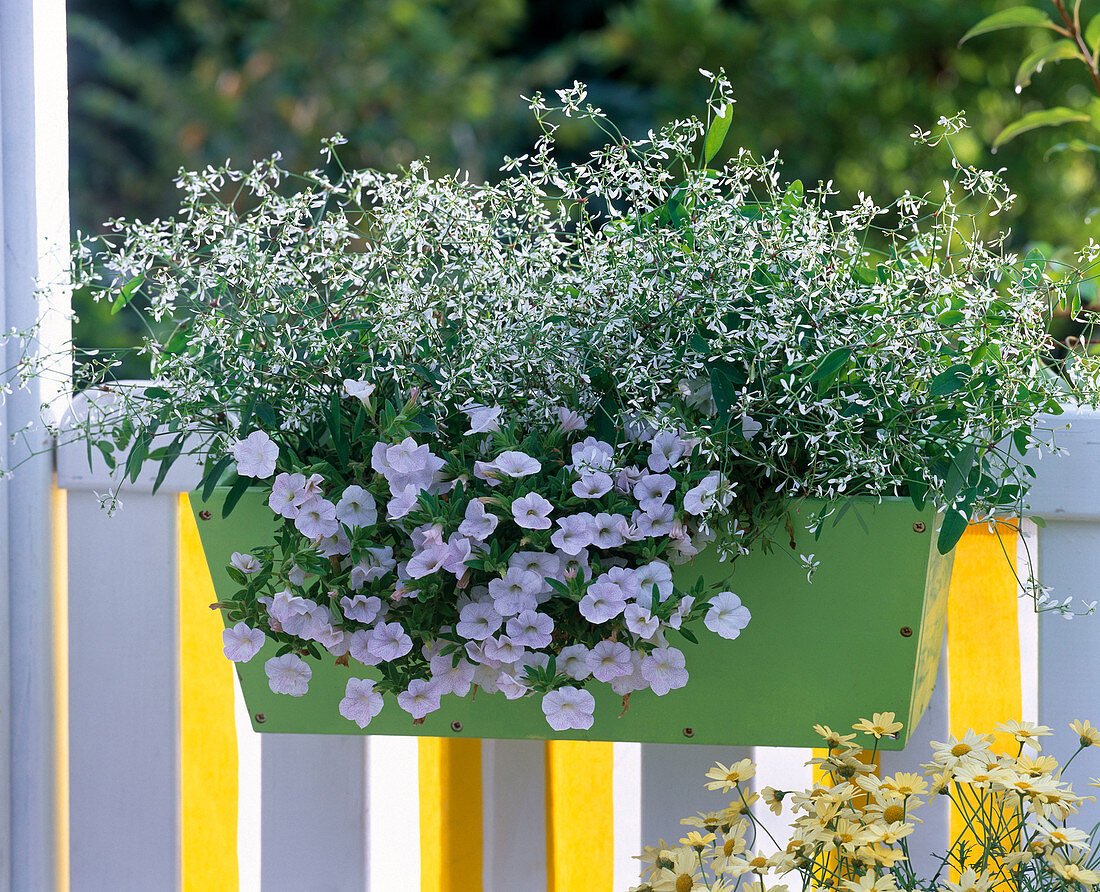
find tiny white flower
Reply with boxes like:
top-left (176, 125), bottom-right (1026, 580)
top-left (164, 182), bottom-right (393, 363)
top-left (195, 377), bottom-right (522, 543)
top-left (231, 430), bottom-right (279, 479)
top-left (541, 686), bottom-right (595, 731)
top-left (265, 653), bottom-right (311, 696)
top-left (704, 591), bottom-right (751, 640)
top-left (339, 677), bottom-right (384, 728)
top-left (222, 622), bottom-right (265, 662)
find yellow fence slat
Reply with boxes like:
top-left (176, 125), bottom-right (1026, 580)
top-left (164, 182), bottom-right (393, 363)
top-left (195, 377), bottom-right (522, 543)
top-left (178, 495), bottom-right (239, 891)
top-left (52, 485), bottom-right (69, 892)
top-left (419, 737), bottom-right (483, 890)
top-left (545, 740), bottom-right (614, 891)
top-left (946, 522), bottom-right (1021, 855)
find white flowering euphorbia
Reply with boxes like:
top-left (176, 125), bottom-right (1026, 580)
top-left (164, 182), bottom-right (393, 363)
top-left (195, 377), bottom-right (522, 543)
top-left (32, 73), bottom-right (1100, 729)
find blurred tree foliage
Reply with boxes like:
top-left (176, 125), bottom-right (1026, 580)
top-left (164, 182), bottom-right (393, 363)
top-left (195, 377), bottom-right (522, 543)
top-left (69, 0), bottom-right (1100, 371)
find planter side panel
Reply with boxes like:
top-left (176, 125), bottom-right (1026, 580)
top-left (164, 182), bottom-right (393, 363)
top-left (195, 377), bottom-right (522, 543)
top-left (190, 492), bottom-right (943, 748)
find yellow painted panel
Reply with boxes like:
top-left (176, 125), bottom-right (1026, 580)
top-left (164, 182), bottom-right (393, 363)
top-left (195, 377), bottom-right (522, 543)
top-left (52, 485), bottom-right (69, 892)
top-left (545, 741), bottom-right (614, 892)
top-left (178, 495), bottom-right (239, 892)
top-left (419, 737), bottom-right (483, 891)
top-left (946, 523), bottom-right (1021, 861)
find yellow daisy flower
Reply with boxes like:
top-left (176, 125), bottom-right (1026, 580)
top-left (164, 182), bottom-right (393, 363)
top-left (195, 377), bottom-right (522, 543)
top-left (853, 713), bottom-right (904, 739)
top-left (1048, 852), bottom-right (1100, 888)
top-left (995, 719), bottom-right (1052, 752)
top-left (843, 873), bottom-right (899, 892)
top-left (1070, 719), bottom-right (1100, 748)
top-left (679, 830), bottom-right (715, 852)
top-left (938, 867), bottom-right (993, 892)
top-left (705, 759), bottom-right (756, 792)
top-left (814, 724), bottom-right (858, 749)
top-left (650, 846), bottom-right (703, 892)
top-left (760, 786), bottom-right (785, 816)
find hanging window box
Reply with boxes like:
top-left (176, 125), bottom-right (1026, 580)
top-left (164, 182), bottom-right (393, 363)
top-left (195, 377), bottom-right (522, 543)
top-left (191, 490), bottom-right (952, 749)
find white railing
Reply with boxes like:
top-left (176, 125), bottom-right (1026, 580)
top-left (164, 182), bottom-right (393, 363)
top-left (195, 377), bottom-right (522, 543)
top-left (49, 406), bottom-right (1100, 891)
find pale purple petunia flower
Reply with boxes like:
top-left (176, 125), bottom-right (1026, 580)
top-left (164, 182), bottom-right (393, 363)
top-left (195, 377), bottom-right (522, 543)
top-left (232, 430), bottom-right (279, 479)
top-left (579, 579), bottom-right (628, 623)
top-left (635, 560), bottom-right (674, 603)
top-left (506, 610), bottom-right (554, 649)
top-left (647, 431), bottom-right (688, 472)
top-left (633, 473), bottom-right (675, 511)
top-left (541, 686), bottom-right (595, 731)
top-left (336, 485), bottom-right (377, 528)
top-left (555, 407), bottom-right (587, 432)
top-left (705, 592), bottom-right (752, 640)
top-left (268, 472), bottom-right (307, 518)
top-left (294, 496), bottom-right (339, 539)
top-left (340, 593), bottom-right (382, 624)
top-left (230, 552), bottom-right (262, 574)
top-left (641, 647), bottom-right (690, 696)
top-left (623, 603), bottom-right (659, 638)
top-left (368, 622), bottom-right (413, 662)
top-left (512, 492), bottom-right (553, 530)
top-left (488, 568), bottom-right (543, 616)
top-left (397, 679), bottom-right (442, 719)
top-left (556, 644), bottom-right (592, 680)
top-left (428, 653), bottom-right (476, 696)
top-left (461, 403), bottom-right (502, 434)
top-left (456, 601), bottom-right (503, 641)
top-left (223, 622), bottom-right (265, 662)
top-left (684, 471), bottom-right (733, 516)
top-left (339, 677), bottom-right (384, 728)
top-left (590, 513), bottom-right (627, 549)
top-left (633, 503), bottom-right (675, 538)
top-left (551, 513), bottom-right (595, 555)
top-left (586, 640), bottom-right (634, 682)
top-left (492, 450), bottom-right (541, 478)
top-left (459, 498), bottom-right (499, 540)
top-left (265, 653), bottom-right (311, 696)
top-left (572, 471), bottom-right (614, 499)
top-left (569, 437), bottom-right (615, 473)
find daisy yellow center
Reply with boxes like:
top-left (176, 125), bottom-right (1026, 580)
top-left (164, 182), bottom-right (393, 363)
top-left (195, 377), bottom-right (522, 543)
top-left (751, 856), bottom-right (769, 870)
top-left (676, 875), bottom-right (694, 892)
top-left (951, 743), bottom-right (972, 757)
top-left (726, 771), bottom-right (741, 782)
top-left (724, 839), bottom-right (737, 857)
top-left (883, 804), bottom-right (905, 823)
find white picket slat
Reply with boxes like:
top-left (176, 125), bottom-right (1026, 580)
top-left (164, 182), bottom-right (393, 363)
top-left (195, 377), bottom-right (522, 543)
top-left (483, 739), bottom-right (547, 892)
top-left (260, 735), bottom-right (368, 890)
top-left (67, 491), bottom-right (180, 890)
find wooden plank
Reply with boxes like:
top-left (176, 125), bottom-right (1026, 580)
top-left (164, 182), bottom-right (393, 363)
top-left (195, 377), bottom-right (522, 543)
top-left (482, 740), bottom-right (546, 892)
top-left (260, 734), bottom-right (367, 890)
top-left (67, 492), bottom-right (180, 890)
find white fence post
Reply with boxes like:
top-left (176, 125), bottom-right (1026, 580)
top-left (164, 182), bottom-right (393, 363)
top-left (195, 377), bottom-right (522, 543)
top-left (66, 491), bottom-right (180, 889)
top-left (0, 0), bottom-right (69, 888)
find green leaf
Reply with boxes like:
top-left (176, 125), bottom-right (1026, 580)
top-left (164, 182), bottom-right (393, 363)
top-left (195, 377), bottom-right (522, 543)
top-left (959, 7), bottom-right (1056, 45)
top-left (782, 179), bottom-right (803, 208)
top-left (221, 474), bottom-right (251, 519)
top-left (1015, 39), bottom-right (1081, 90)
top-left (703, 103), bottom-right (733, 165)
top-left (929, 363), bottom-right (972, 398)
top-left (1087, 13), bottom-right (1100, 51)
top-left (936, 309), bottom-right (964, 326)
top-left (151, 434), bottom-right (185, 495)
top-left (993, 107), bottom-right (1090, 149)
top-left (110, 273), bottom-right (145, 315)
top-left (937, 510), bottom-right (969, 555)
top-left (809, 347), bottom-right (852, 383)
top-left (710, 360), bottom-right (747, 418)
top-left (200, 454), bottom-right (233, 501)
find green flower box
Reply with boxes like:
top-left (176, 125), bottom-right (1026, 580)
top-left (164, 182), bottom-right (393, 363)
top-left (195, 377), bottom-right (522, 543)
top-left (190, 490), bottom-right (952, 749)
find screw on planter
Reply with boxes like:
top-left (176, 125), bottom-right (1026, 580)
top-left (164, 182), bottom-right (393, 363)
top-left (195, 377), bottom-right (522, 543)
top-left (682, 727), bottom-right (695, 738)
top-left (899, 627), bottom-right (913, 638)
top-left (254, 713), bottom-right (267, 724)
top-left (198, 510), bottom-right (213, 521)
top-left (912, 521), bottom-right (926, 533)
top-left (450, 721), bottom-right (463, 733)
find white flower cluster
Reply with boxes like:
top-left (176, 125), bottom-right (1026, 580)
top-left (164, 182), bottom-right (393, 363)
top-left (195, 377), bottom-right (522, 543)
top-left (218, 395), bottom-right (751, 731)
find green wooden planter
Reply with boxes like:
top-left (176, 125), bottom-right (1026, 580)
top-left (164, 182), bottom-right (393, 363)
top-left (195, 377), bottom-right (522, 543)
top-left (190, 491), bottom-right (952, 749)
